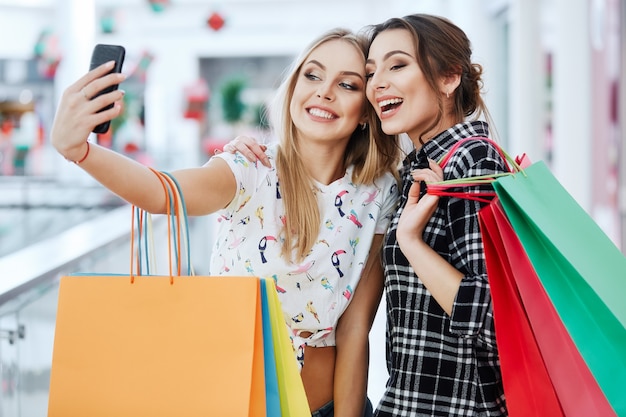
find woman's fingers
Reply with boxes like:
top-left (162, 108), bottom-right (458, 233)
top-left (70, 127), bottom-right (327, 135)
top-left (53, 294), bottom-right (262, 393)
top-left (82, 72), bottom-right (126, 101)
top-left (428, 158), bottom-right (443, 177)
top-left (411, 169), bottom-right (438, 183)
top-left (72, 61), bottom-right (116, 94)
top-left (51, 67), bottom-right (125, 159)
top-left (224, 136), bottom-right (271, 167)
top-left (411, 159), bottom-right (443, 183)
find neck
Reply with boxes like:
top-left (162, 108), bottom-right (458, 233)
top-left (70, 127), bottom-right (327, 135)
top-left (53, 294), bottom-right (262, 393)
top-left (409, 119), bottom-right (459, 150)
top-left (299, 141), bottom-right (347, 185)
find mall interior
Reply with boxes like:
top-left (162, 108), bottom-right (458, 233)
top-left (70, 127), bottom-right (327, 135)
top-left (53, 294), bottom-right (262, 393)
top-left (0, 0), bottom-right (624, 415)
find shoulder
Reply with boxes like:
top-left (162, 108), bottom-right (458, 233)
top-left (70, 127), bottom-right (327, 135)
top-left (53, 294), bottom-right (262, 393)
top-left (376, 171), bottom-right (400, 195)
top-left (212, 143), bottom-right (277, 175)
top-left (351, 169), bottom-right (398, 193)
top-left (444, 137), bottom-right (508, 177)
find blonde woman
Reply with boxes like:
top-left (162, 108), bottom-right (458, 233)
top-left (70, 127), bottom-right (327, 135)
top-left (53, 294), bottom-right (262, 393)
top-left (51, 28), bottom-right (400, 417)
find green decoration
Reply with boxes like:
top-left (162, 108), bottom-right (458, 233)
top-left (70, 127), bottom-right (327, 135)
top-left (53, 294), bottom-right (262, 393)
top-left (219, 78), bottom-right (246, 124)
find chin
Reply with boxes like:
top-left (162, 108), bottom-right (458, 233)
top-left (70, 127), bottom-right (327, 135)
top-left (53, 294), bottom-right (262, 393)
top-left (380, 121), bottom-right (405, 136)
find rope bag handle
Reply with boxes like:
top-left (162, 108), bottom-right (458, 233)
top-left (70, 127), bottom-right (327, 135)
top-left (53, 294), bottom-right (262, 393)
top-left (129, 168), bottom-right (193, 283)
top-left (426, 136), bottom-right (528, 203)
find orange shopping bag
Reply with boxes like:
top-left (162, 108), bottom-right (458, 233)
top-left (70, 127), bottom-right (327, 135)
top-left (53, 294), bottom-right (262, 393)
top-left (48, 275), bottom-right (266, 417)
top-left (47, 170), bottom-right (309, 417)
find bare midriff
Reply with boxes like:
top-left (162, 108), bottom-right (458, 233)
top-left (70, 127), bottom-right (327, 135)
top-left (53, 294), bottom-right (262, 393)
top-left (300, 345), bottom-right (336, 412)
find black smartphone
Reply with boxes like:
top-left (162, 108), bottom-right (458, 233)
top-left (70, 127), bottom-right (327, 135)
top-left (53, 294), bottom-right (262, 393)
top-left (88, 44), bottom-right (126, 134)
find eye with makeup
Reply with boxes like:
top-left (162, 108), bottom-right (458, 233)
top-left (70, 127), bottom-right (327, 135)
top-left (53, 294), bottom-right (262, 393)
top-left (389, 63), bottom-right (407, 71)
top-left (303, 70), bottom-right (322, 82)
top-left (365, 58), bottom-right (410, 81)
top-left (338, 79), bottom-right (362, 91)
top-left (386, 57), bottom-right (409, 72)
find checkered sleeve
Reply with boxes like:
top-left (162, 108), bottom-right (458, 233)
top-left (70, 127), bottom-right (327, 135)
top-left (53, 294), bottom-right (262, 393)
top-left (441, 140), bottom-right (508, 344)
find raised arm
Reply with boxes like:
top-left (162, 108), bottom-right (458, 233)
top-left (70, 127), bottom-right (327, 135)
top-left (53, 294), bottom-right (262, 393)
top-left (396, 159), bottom-right (463, 316)
top-left (51, 63), bottom-right (236, 216)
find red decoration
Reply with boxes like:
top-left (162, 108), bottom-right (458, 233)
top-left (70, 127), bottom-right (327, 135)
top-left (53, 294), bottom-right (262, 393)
top-left (183, 79), bottom-right (210, 120)
top-left (33, 29), bottom-right (62, 79)
top-left (207, 12), bottom-right (225, 31)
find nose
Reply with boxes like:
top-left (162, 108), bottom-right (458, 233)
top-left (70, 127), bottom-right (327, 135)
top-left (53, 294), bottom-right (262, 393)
top-left (369, 71), bottom-right (388, 90)
top-left (316, 81), bottom-right (334, 101)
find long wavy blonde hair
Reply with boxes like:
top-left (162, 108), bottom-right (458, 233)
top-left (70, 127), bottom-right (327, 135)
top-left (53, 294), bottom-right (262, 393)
top-left (269, 28), bottom-right (400, 263)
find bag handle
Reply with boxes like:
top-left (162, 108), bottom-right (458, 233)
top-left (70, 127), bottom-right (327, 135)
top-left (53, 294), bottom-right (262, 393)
top-left (160, 171), bottom-right (194, 276)
top-left (436, 136), bottom-right (520, 171)
top-left (130, 168), bottom-right (193, 283)
top-left (427, 137), bottom-right (527, 203)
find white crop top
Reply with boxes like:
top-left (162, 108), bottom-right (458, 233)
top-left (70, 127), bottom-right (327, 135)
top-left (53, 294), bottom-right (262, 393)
top-left (211, 145), bottom-right (398, 365)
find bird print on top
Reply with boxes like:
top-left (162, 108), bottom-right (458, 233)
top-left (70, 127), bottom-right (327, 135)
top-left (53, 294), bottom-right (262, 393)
top-left (258, 235), bottom-right (278, 263)
top-left (209, 145), bottom-right (399, 368)
top-left (334, 190), bottom-right (348, 217)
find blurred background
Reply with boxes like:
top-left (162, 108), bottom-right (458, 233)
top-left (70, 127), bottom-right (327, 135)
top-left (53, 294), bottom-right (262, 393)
top-left (0, 0), bottom-right (624, 415)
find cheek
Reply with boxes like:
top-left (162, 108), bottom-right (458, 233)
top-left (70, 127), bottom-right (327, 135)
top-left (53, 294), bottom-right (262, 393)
top-left (287, 103), bottom-right (295, 123)
top-left (288, 95), bottom-right (299, 117)
top-left (349, 99), bottom-right (366, 121)
top-left (365, 86), bottom-right (376, 107)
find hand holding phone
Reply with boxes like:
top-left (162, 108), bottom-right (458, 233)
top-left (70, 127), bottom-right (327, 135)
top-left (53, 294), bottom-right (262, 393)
top-left (88, 44), bottom-right (126, 134)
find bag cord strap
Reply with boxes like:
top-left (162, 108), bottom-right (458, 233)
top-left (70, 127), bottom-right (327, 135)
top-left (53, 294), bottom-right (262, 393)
top-left (428, 136), bottom-right (523, 203)
top-left (130, 168), bottom-right (181, 283)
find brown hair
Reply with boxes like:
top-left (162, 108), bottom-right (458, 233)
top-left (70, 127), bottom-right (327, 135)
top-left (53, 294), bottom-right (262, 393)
top-left (364, 14), bottom-right (493, 143)
top-left (271, 28), bottom-right (400, 262)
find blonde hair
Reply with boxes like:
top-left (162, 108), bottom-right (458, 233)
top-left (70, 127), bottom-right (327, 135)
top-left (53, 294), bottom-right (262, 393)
top-left (270, 28), bottom-right (400, 263)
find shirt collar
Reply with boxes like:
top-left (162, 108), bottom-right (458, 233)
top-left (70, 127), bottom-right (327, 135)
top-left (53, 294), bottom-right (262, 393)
top-left (405, 121), bottom-right (490, 170)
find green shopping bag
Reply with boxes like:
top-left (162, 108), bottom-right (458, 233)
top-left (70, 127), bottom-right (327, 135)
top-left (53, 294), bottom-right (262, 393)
top-left (493, 161), bottom-right (626, 415)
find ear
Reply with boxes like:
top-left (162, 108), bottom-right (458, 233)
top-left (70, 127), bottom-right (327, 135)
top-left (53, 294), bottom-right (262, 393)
top-left (440, 72), bottom-right (461, 97)
top-left (359, 109), bottom-right (369, 125)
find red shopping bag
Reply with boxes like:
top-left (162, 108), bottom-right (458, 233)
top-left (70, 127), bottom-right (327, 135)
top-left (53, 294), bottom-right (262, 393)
top-left (479, 200), bottom-right (563, 416)
top-left (479, 200), bottom-right (616, 417)
top-left (429, 137), bottom-right (617, 415)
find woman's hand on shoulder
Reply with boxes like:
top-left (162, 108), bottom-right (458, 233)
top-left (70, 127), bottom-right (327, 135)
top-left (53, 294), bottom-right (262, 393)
top-left (219, 135), bottom-right (271, 168)
top-left (51, 62), bottom-right (126, 161)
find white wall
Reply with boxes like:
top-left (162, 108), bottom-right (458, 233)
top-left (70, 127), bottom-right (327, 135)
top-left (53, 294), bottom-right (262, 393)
top-left (1, 0), bottom-right (499, 168)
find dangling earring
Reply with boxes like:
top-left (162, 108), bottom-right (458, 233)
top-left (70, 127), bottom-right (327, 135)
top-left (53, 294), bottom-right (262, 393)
top-left (360, 123), bottom-right (367, 131)
top-left (446, 91), bottom-right (450, 99)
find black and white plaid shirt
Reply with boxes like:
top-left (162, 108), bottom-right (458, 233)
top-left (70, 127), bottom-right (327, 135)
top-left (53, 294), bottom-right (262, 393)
top-left (376, 121), bottom-right (508, 416)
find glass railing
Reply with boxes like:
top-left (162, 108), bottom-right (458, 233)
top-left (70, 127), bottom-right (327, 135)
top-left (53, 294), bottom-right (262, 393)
top-left (0, 205), bottom-right (137, 416)
top-left (0, 200), bottom-right (217, 416)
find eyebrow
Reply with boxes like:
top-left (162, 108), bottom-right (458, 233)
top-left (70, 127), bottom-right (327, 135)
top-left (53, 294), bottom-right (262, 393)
top-left (366, 50), bottom-right (413, 65)
top-left (305, 59), bottom-right (365, 80)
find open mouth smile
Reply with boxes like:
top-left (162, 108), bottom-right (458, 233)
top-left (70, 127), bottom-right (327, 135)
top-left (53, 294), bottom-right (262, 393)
top-left (307, 107), bottom-right (337, 120)
top-left (378, 98), bottom-right (403, 115)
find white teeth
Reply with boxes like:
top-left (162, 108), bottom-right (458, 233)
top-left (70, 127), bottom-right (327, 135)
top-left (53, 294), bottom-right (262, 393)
top-left (379, 98), bottom-right (403, 107)
top-left (308, 108), bottom-right (334, 119)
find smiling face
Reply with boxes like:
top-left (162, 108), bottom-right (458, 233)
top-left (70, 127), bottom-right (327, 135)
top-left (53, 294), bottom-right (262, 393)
top-left (365, 28), bottom-right (444, 143)
top-left (289, 39), bottom-right (367, 146)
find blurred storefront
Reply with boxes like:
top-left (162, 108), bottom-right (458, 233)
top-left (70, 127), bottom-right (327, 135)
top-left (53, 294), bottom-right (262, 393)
top-left (0, 0), bottom-right (624, 244)
top-left (0, 58), bottom-right (55, 176)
